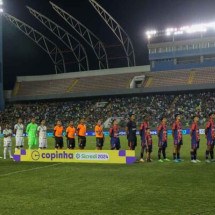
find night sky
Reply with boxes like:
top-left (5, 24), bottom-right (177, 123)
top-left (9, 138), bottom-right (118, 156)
top-left (3, 0), bottom-right (215, 89)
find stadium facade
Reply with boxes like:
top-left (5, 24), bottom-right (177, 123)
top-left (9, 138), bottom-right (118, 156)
top-left (147, 24), bottom-right (215, 71)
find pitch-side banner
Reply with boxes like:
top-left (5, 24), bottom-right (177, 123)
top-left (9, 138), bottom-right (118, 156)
top-left (13, 149), bottom-right (136, 164)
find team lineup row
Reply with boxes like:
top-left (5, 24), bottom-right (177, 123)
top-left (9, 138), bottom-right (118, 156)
top-left (1, 112), bottom-right (215, 163)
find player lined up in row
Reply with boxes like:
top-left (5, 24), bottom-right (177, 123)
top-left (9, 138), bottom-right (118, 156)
top-left (0, 112), bottom-right (215, 163)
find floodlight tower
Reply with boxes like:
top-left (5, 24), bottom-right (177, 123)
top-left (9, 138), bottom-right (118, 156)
top-left (0, 0), bottom-right (4, 111)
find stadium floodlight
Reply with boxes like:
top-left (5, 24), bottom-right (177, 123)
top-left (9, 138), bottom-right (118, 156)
top-left (146, 30), bottom-right (157, 39)
top-left (0, 0), bottom-right (3, 13)
top-left (147, 21), bottom-right (215, 39)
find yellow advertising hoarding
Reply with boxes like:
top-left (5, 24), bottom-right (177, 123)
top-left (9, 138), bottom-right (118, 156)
top-left (13, 149), bottom-right (136, 164)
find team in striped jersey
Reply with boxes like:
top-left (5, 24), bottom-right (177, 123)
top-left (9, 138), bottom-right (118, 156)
top-left (0, 113), bottom-right (215, 163)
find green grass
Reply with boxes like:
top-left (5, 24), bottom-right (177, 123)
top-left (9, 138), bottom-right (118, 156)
top-left (0, 135), bottom-right (215, 215)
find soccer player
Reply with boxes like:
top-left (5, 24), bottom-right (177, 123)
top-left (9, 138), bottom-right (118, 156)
top-left (37, 119), bottom-right (47, 149)
top-left (126, 114), bottom-right (137, 150)
top-left (26, 117), bottom-right (38, 149)
top-left (205, 112), bottom-right (215, 163)
top-left (139, 115), bottom-right (150, 162)
top-left (190, 116), bottom-right (200, 163)
top-left (66, 121), bottom-right (76, 149)
top-left (145, 128), bottom-right (153, 162)
top-left (14, 118), bottom-right (24, 150)
top-left (172, 113), bottom-right (183, 162)
top-left (77, 119), bottom-right (87, 150)
top-left (3, 124), bottom-right (13, 159)
top-left (109, 119), bottom-right (120, 150)
top-left (95, 120), bottom-right (104, 150)
top-left (54, 120), bottom-right (64, 150)
top-left (157, 116), bottom-right (170, 162)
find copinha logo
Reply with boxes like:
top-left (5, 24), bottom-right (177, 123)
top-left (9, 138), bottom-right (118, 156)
top-left (31, 150), bottom-right (40, 161)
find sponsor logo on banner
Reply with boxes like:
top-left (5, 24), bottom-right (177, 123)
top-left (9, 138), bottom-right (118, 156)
top-left (199, 129), bottom-right (205, 135)
top-left (31, 150), bottom-right (73, 161)
top-left (75, 152), bottom-right (109, 161)
top-left (31, 150), bottom-right (40, 161)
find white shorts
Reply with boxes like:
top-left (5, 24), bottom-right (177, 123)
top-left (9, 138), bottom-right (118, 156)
top-left (4, 140), bottom-right (12, 147)
top-left (16, 136), bottom-right (24, 147)
top-left (39, 138), bottom-right (47, 148)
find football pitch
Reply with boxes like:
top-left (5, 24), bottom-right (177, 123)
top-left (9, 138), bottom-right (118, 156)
top-left (0, 135), bottom-right (215, 215)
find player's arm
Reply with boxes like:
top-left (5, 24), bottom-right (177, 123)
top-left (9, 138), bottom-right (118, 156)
top-left (190, 124), bottom-right (195, 136)
top-left (66, 127), bottom-right (69, 138)
top-left (139, 124), bottom-right (143, 137)
top-left (157, 125), bottom-right (161, 137)
top-left (37, 126), bottom-right (40, 137)
top-left (14, 125), bottom-right (17, 135)
top-left (95, 126), bottom-right (99, 135)
top-left (3, 131), bottom-right (9, 138)
top-left (26, 124), bottom-right (30, 134)
top-left (205, 122), bottom-right (210, 136)
top-left (76, 125), bottom-right (80, 136)
top-left (53, 126), bottom-right (57, 138)
top-left (109, 127), bottom-right (113, 137)
top-left (125, 122), bottom-right (129, 136)
top-left (145, 135), bottom-right (149, 149)
top-left (172, 123), bottom-right (175, 138)
top-left (9, 130), bottom-right (13, 137)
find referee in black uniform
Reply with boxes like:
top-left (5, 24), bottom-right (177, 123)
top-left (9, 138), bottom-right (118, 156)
top-left (126, 114), bottom-right (137, 150)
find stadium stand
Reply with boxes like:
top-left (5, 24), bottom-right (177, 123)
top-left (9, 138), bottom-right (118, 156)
top-left (1, 92), bottom-right (214, 129)
top-left (9, 67), bottom-right (215, 100)
top-left (12, 66), bottom-right (148, 98)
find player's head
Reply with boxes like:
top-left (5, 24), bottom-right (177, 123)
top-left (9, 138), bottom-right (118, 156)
top-left (69, 120), bottom-right (74, 126)
top-left (18, 118), bottom-right (22, 124)
top-left (130, 114), bottom-right (135, 121)
top-left (31, 117), bottom-right (36, 123)
top-left (160, 116), bottom-right (167, 123)
top-left (113, 119), bottom-right (118, 125)
top-left (146, 127), bottom-right (150, 133)
top-left (41, 119), bottom-right (46, 125)
top-left (57, 120), bottom-right (62, 126)
top-left (209, 112), bottom-right (215, 119)
top-left (175, 113), bottom-right (181, 121)
top-left (144, 115), bottom-right (150, 122)
top-left (97, 119), bottom-right (102, 126)
top-left (80, 118), bottom-right (85, 124)
top-left (5, 124), bottom-right (9, 129)
top-left (193, 115), bottom-right (199, 122)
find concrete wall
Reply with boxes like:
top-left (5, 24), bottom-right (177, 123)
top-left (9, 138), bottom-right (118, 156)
top-left (17, 65), bottom-right (150, 82)
top-left (7, 83), bottom-right (215, 102)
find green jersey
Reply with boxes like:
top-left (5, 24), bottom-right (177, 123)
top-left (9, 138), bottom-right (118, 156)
top-left (26, 123), bottom-right (38, 137)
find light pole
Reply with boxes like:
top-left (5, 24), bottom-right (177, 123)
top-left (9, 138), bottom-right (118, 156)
top-left (0, 0), bottom-right (4, 111)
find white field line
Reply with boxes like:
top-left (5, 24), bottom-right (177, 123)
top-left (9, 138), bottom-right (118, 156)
top-left (0, 163), bottom-right (63, 177)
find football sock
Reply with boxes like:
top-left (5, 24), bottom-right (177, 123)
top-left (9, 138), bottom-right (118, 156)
top-left (206, 150), bottom-right (210, 160)
top-left (210, 150), bottom-right (214, 159)
top-left (173, 153), bottom-right (176, 160)
top-left (8, 147), bottom-right (12, 157)
top-left (177, 153), bottom-right (180, 160)
top-left (190, 151), bottom-right (194, 160)
top-left (158, 148), bottom-right (162, 159)
top-left (162, 148), bottom-right (166, 159)
top-left (4, 147), bottom-right (7, 159)
top-left (194, 151), bottom-right (197, 160)
top-left (140, 152), bottom-right (144, 159)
